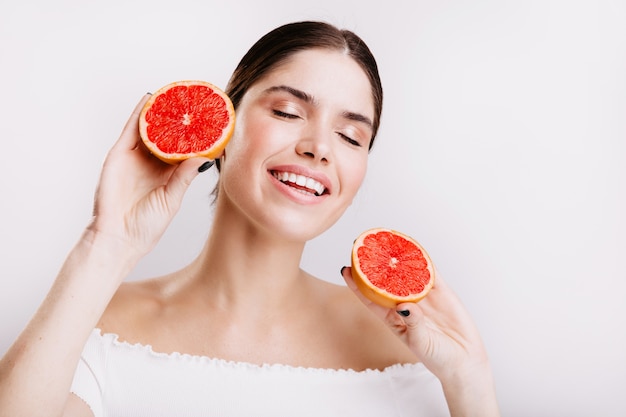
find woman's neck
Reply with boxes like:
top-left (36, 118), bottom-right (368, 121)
top-left (184, 198), bottom-right (310, 315)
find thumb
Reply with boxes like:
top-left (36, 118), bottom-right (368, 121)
top-left (394, 302), bottom-right (435, 360)
top-left (164, 158), bottom-right (214, 206)
top-left (395, 302), bottom-right (426, 331)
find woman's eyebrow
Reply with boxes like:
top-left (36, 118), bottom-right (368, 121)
top-left (263, 84), bottom-right (373, 129)
top-left (342, 111), bottom-right (373, 130)
top-left (263, 85), bottom-right (316, 104)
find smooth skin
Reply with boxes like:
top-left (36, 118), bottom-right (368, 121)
top-left (0, 49), bottom-right (499, 417)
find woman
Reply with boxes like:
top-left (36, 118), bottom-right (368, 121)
top-left (0, 21), bottom-right (499, 416)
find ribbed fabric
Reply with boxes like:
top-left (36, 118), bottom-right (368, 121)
top-left (70, 329), bottom-right (449, 417)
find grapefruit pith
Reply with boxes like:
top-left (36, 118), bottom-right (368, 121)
top-left (351, 228), bottom-right (435, 309)
top-left (139, 80), bottom-right (235, 164)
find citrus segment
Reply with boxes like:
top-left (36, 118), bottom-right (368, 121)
top-left (139, 80), bottom-right (235, 164)
top-left (351, 228), bottom-right (434, 309)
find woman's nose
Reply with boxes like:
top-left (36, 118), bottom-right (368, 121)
top-left (295, 126), bottom-right (331, 164)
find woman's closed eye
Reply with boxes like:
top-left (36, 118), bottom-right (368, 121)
top-left (273, 109), bottom-right (300, 119)
top-left (338, 132), bottom-right (362, 147)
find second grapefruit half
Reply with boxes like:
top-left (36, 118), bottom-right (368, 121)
top-left (351, 228), bottom-right (435, 309)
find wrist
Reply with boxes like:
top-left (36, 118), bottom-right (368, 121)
top-left (82, 222), bottom-right (146, 261)
top-left (72, 227), bottom-right (144, 286)
top-left (440, 361), bottom-right (500, 417)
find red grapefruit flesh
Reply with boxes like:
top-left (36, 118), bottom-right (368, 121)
top-left (351, 228), bottom-right (435, 309)
top-left (139, 80), bottom-right (235, 164)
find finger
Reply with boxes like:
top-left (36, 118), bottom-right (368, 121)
top-left (163, 157), bottom-right (213, 209)
top-left (114, 93), bottom-right (152, 151)
top-left (430, 266), bottom-right (448, 290)
top-left (340, 266), bottom-right (357, 290)
top-left (340, 266), bottom-right (369, 303)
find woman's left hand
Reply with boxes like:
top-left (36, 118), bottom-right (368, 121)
top-left (341, 267), bottom-right (500, 416)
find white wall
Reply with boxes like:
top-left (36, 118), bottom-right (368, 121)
top-left (1, 1), bottom-right (624, 415)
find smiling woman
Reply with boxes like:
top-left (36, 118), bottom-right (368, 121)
top-left (0, 21), bottom-right (500, 417)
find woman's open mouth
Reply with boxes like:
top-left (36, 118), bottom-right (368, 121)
top-left (270, 170), bottom-right (328, 197)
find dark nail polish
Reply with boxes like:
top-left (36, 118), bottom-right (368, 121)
top-left (397, 310), bottom-right (410, 317)
top-left (340, 266), bottom-right (347, 275)
top-left (198, 160), bottom-right (215, 173)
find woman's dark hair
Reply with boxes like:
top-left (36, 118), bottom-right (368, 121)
top-left (225, 21), bottom-right (383, 150)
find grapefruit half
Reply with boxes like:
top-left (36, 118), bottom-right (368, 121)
top-left (139, 80), bottom-right (235, 164)
top-left (351, 228), bottom-right (435, 309)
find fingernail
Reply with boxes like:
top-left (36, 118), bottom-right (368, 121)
top-left (198, 160), bottom-right (215, 173)
top-left (397, 310), bottom-right (410, 317)
top-left (340, 266), bottom-right (347, 275)
top-left (146, 92), bottom-right (152, 95)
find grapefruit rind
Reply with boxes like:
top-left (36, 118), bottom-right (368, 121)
top-left (351, 228), bottom-right (435, 309)
top-left (138, 80), bottom-right (236, 164)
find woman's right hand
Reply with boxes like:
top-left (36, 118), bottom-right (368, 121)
top-left (87, 94), bottom-right (212, 256)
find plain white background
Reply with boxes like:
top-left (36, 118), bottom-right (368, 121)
top-left (1, 0), bottom-right (624, 415)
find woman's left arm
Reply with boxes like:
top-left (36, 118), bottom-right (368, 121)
top-left (341, 267), bottom-right (500, 417)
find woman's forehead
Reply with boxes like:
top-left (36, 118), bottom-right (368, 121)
top-left (250, 49), bottom-right (375, 117)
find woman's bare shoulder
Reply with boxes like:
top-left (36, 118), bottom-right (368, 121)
top-left (311, 277), bottom-right (418, 369)
top-left (96, 276), bottom-right (169, 340)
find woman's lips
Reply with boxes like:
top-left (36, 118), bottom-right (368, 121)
top-left (268, 165), bottom-right (332, 197)
top-left (270, 170), bottom-right (326, 196)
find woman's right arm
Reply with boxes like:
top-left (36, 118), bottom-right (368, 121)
top-left (0, 94), bottom-right (211, 417)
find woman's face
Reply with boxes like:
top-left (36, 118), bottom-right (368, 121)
top-left (218, 48), bottom-right (375, 241)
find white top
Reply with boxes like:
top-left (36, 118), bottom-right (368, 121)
top-left (71, 329), bottom-right (449, 417)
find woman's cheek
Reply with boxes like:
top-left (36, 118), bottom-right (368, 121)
top-left (340, 154), bottom-right (368, 196)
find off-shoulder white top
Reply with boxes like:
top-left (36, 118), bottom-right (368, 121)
top-left (70, 329), bottom-right (449, 416)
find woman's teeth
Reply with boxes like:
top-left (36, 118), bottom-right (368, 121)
top-left (271, 171), bottom-right (326, 196)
